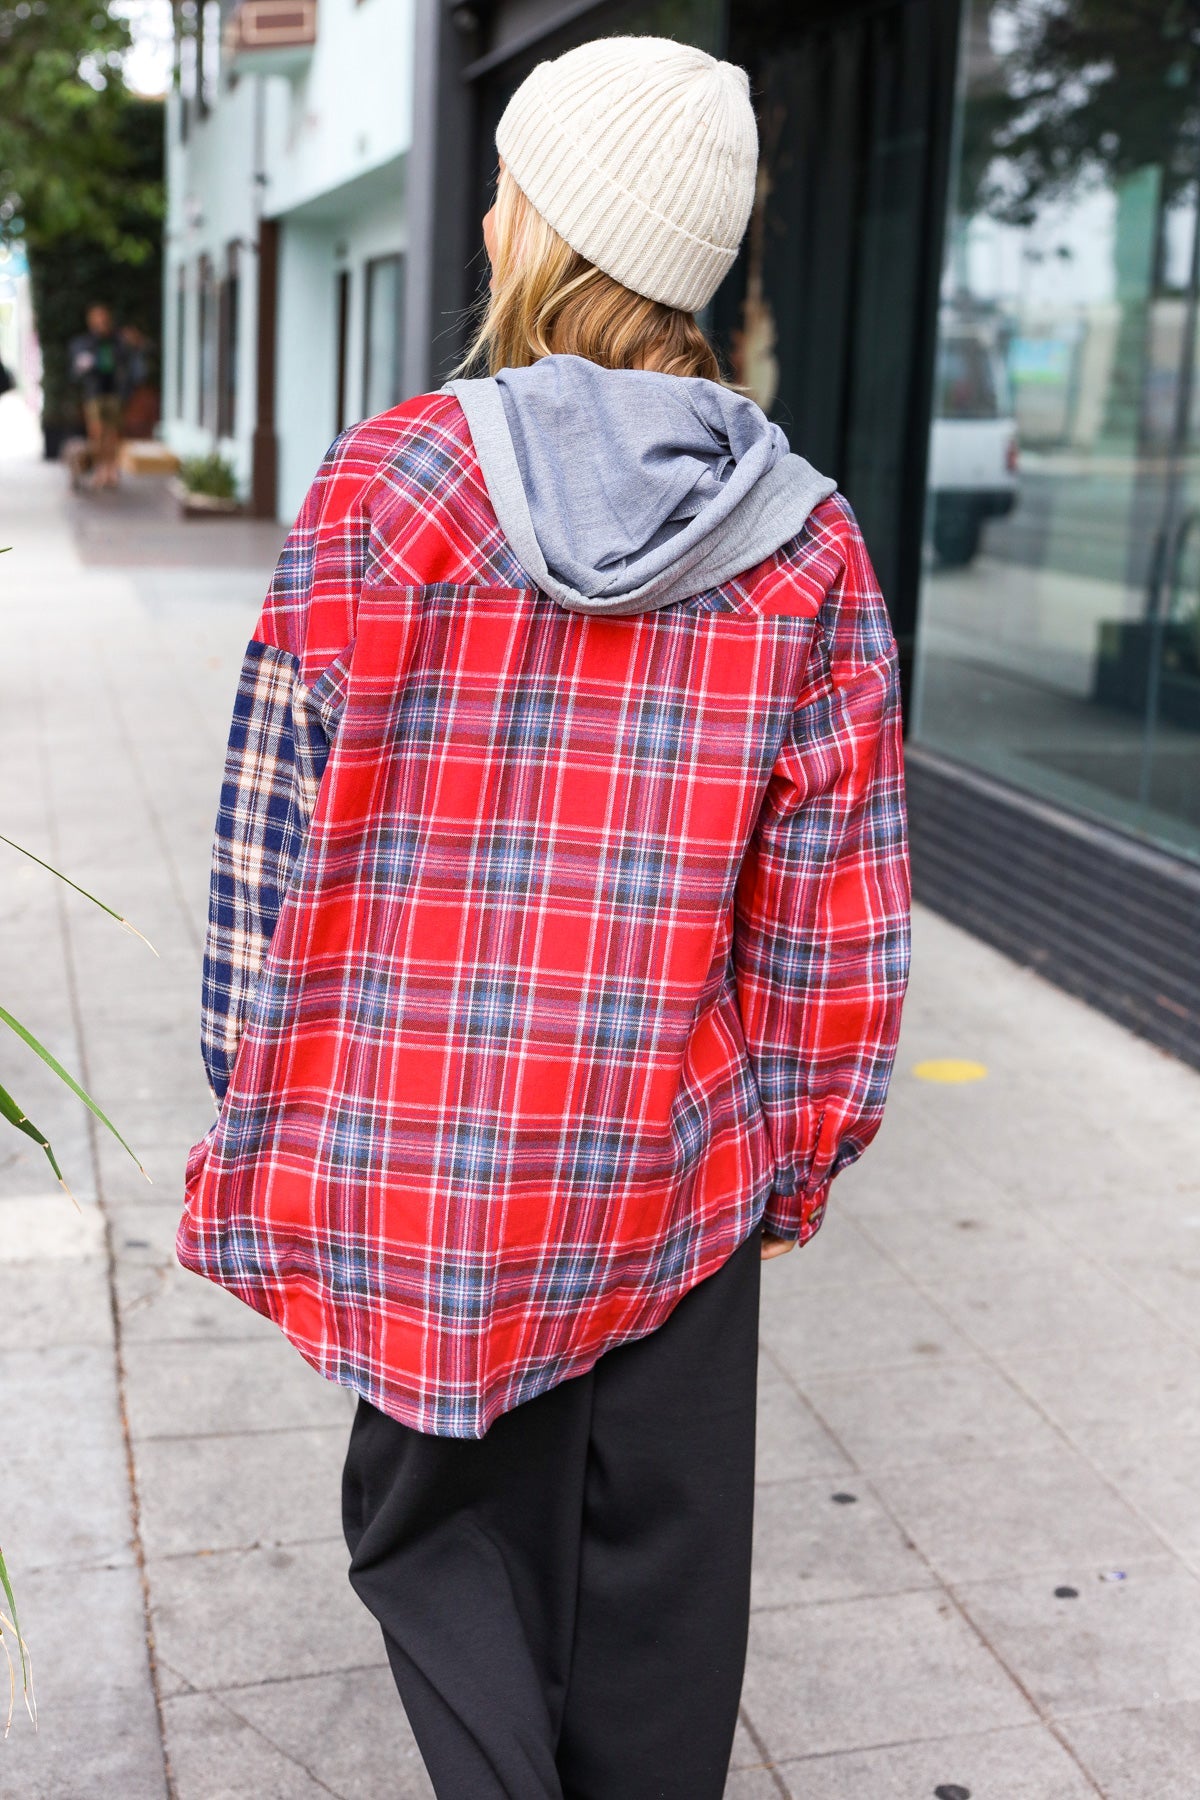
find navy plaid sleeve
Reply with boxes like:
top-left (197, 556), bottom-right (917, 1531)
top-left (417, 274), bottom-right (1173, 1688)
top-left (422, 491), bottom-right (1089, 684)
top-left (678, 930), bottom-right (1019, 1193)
top-left (200, 640), bottom-right (353, 1106)
top-left (733, 509), bottom-right (911, 1245)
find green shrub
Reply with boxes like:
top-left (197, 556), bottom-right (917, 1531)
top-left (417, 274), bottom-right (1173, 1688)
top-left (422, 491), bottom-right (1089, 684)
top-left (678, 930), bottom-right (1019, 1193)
top-left (179, 452), bottom-right (238, 501)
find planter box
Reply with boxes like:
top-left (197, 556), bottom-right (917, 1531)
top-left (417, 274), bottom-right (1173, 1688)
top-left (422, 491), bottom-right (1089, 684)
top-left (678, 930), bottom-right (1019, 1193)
top-left (122, 440), bottom-right (180, 476)
top-left (1093, 619), bottom-right (1200, 730)
top-left (169, 477), bottom-right (241, 518)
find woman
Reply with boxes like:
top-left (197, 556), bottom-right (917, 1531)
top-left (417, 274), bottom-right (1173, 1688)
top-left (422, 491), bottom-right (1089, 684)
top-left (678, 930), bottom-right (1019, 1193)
top-left (179, 34), bottom-right (911, 1799)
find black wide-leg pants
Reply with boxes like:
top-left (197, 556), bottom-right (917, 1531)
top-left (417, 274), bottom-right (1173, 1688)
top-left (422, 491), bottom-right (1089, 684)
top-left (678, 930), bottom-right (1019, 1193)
top-left (341, 1223), bottom-right (763, 1800)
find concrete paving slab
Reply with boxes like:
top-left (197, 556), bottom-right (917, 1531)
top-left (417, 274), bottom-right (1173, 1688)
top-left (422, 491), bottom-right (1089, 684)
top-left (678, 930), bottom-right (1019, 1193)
top-left (1082, 1427), bottom-right (1200, 1567)
top-left (1, 1344), bottom-right (136, 1574)
top-left (95, 1108), bottom-right (214, 1180)
top-left (724, 1771), bottom-right (785, 1799)
top-left (730, 1717), bottom-right (768, 1770)
top-left (762, 1275), bottom-right (976, 1380)
top-left (147, 1537), bottom-right (382, 1692)
top-left (0, 1192), bottom-right (106, 1262)
top-left (122, 1334), bottom-right (355, 1440)
top-left (111, 1197), bottom-right (207, 1263)
top-left (0, 1256), bottom-right (113, 1351)
top-left (1002, 1336), bottom-right (1200, 1449)
top-left (151, 1655), bottom-right (196, 1701)
top-left (751, 1474), bottom-right (935, 1609)
top-left (773, 1722), bottom-right (1099, 1798)
top-left (160, 1689), bottom-right (334, 1800)
top-left (953, 1555), bottom-right (1200, 1718)
top-left (0, 1111), bottom-right (93, 1209)
top-left (0, 1698), bottom-right (167, 1800)
top-left (117, 1249), bottom-right (284, 1344)
top-left (765, 1204), bottom-right (898, 1288)
top-left (741, 1587), bottom-right (1034, 1762)
top-left (0, 1563), bottom-right (164, 1797)
top-left (912, 1080), bottom-right (1130, 1209)
top-left (910, 1252), bottom-right (1165, 1353)
top-left (871, 1445), bottom-right (1165, 1584)
top-left (215, 1667), bottom-right (436, 1799)
top-left (1057, 1698), bottom-right (1200, 1799)
top-left (797, 1357), bottom-right (1061, 1472)
top-left (857, 1199), bottom-right (1060, 1279)
top-left (754, 1372), bottom-right (853, 1484)
top-left (834, 1126), bottom-right (1007, 1220)
top-left (108, 1199), bottom-right (281, 1343)
top-left (1102, 1252), bottom-right (1200, 1348)
top-left (135, 1426), bottom-right (347, 1559)
top-left (1045, 1185), bottom-right (1200, 1264)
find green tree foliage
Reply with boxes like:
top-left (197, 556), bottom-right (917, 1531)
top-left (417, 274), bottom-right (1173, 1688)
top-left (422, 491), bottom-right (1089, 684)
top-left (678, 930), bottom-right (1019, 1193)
top-left (962, 0), bottom-right (1200, 226)
top-left (0, 1), bottom-right (146, 251)
top-left (0, 1), bottom-right (164, 441)
top-left (31, 100), bottom-right (165, 440)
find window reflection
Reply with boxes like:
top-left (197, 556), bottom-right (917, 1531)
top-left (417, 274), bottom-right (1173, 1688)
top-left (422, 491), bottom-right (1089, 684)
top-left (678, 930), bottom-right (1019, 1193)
top-left (913, 0), bottom-right (1200, 862)
top-left (364, 254), bottom-right (405, 419)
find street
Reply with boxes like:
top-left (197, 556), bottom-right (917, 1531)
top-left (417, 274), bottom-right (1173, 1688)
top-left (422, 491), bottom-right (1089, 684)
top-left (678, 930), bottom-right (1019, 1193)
top-left (3, 436), bottom-right (1200, 1799)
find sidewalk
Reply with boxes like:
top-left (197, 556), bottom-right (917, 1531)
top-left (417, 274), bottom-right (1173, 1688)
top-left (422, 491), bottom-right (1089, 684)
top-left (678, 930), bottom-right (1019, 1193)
top-left (2, 447), bottom-right (1200, 1800)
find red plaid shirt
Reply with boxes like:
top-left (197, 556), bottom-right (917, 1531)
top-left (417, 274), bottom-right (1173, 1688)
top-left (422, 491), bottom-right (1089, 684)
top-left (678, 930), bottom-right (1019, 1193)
top-left (178, 390), bottom-right (910, 1437)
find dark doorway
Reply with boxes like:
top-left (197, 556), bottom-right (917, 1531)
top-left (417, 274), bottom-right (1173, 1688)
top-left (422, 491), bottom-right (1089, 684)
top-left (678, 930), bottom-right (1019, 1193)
top-left (335, 268), bottom-right (351, 433)
top-left (217, 241), bottom-right (240, 439)
top-left (714, 0), bottom-right (962, 701)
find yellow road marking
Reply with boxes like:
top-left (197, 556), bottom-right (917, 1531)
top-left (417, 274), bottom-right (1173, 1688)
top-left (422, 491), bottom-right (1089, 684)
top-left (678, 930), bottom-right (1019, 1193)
top-left (912, 1058), bottom-right (988, 1084)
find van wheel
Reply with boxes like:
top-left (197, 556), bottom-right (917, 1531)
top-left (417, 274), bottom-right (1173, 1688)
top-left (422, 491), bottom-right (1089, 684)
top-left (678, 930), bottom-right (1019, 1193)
top-left (933, 502), bottom-right (981, 567)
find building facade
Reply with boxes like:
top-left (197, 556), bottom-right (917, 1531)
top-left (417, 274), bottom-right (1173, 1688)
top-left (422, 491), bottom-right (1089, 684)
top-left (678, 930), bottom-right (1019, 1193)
top-left (163, 0), bottom-right (416, 522)
top-left (402, 0), bottom-right (1200, 1068)
top-left (165, 0), bottom-right (1200, 1066)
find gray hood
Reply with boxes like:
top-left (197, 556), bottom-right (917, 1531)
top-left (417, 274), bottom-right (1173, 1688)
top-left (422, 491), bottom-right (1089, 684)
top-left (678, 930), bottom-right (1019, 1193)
top-left (444, 354), bottom-right (836, 617)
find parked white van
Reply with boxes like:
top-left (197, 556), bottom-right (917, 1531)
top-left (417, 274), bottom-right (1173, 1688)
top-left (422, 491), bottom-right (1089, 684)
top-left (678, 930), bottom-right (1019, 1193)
top-left (928, 327), bottom-right (1019, 566)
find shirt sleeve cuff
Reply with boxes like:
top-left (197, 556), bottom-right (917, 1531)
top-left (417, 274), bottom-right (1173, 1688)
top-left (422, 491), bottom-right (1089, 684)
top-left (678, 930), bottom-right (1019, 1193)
top-left (762, 1181), bottom-right (832, 1245)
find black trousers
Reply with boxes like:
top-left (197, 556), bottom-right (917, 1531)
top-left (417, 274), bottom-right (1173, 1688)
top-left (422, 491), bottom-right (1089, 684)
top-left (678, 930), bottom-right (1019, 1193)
top-left (341, 1223), bottom-right (762, 1800)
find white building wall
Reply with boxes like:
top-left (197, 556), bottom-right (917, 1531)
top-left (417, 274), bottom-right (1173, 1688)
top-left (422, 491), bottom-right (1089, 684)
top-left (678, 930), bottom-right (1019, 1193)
top-left (163, 77), bottom-right (261, 485)
top-left (163, 0), bottom-right (416, 518)
top-left (276, 220), bottom-right (339, 520)
top-left (264, 0), bottom-right (416, 221)
top-left (275, 173), bottom-right (410, 519)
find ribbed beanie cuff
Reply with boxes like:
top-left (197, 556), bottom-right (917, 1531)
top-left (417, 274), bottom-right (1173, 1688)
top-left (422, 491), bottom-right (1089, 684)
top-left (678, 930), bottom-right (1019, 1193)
top-left (496, 36), bottom-right (758, 315)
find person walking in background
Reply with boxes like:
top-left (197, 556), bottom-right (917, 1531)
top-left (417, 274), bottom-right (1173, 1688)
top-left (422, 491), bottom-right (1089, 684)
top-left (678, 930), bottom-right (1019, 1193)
top-left (68, 303), bottom-right (128, 488)
top-left (179, 35), bottom-right (911, 1799)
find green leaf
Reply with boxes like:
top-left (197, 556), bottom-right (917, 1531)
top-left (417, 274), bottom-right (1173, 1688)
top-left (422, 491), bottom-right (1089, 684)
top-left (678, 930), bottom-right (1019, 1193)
top-left (0, 833), bottom-right (157, 954)
top-left (0, 1005), bottom-right (149, 1183)
top-left (0, 1543), bottom-right (35, 1732)
top-left (0, 1077), bottom-right (70, 1196)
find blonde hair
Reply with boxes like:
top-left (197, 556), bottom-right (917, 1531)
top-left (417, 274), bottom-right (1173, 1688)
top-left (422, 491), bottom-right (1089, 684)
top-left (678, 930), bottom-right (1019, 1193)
top-left (457, 167), bottom-right (723, 382)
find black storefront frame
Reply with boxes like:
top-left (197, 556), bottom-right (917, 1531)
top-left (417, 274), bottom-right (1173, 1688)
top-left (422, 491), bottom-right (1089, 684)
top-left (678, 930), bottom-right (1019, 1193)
top-left (406, 0), bottom-right (1200, 1069)
top-left (411, 0), bottom-right (961, 696)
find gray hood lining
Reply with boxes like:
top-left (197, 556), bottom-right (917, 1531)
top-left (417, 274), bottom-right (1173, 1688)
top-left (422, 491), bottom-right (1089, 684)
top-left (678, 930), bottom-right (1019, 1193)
top-left (445, 374), bottom-right (837, 617)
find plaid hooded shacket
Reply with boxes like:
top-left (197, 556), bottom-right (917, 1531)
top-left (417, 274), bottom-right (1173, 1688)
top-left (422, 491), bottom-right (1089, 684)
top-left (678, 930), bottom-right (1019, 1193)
top-left (178, 387), bottom-right (911, 1438)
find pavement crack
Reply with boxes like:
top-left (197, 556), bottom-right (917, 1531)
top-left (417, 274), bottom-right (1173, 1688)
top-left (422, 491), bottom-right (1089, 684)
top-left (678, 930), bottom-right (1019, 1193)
top-left (38, 669), bottom-right (177, 1800)
top-left (204, 1688), bottom-right (346, 1797)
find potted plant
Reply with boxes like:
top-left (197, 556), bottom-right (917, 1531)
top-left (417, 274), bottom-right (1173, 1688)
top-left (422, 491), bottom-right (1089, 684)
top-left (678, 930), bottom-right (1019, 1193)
top-left (170, 449), bottom-right (241, 517)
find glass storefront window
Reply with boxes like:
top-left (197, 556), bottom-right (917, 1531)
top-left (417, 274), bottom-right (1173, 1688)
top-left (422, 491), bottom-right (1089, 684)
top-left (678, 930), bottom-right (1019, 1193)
top-left (913, 0), bottom-right (1200, 864)
top-left (363, 253), bottom-right (405, 418)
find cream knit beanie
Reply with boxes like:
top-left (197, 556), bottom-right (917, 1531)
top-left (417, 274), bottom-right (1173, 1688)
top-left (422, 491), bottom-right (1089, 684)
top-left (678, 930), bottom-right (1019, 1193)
top-left (495, 36), bottom-right (758, 315)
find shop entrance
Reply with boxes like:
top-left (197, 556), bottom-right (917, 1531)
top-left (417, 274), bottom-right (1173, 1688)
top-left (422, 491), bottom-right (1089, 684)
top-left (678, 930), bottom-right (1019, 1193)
top-left (714, 0), bottom-right (963, 700)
